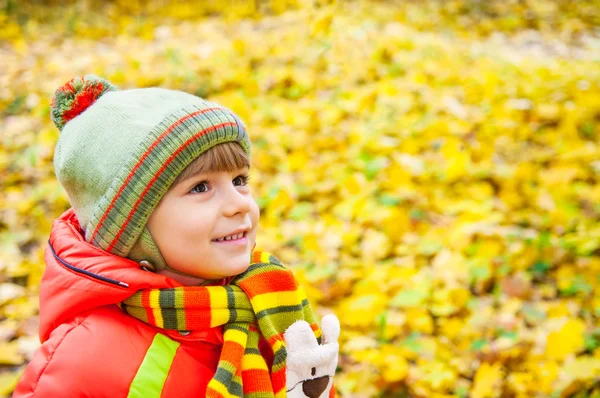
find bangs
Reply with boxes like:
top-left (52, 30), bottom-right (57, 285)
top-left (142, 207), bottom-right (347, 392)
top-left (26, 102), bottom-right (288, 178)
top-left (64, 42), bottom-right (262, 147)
top-left (173, 141), bottom-right (249, 186)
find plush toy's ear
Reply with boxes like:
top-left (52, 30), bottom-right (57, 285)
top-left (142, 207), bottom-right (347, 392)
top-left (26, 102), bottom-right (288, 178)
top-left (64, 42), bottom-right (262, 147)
top-left (321, 314), bottom-right (340, 345)
top-left (285, 319), bottom-right (320, 352)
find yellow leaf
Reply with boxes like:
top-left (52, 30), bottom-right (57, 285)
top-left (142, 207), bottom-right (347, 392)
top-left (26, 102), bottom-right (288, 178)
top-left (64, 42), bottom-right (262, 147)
top-left (471, 362), bottom-right (504, 398)
top-left (360, 228), bottom-right (391, 261)
top-left (379, 345), bottom-right (409, 382)
top-left (0, 369), bottom-right (23, 396)
top-left (405, 307), bottom-right (434, 334)
top-left (311, 10), bottom-right (334, 37)
top-left (288, 151), bottom-right (309, 171)
top-left (546, 319), bottom-right (586, 360)
top-left (416, 360), bottom-right (457, 391)
top-left (381, 208), bottom-right (411, 240)
top-left (340, 294), bottom-right (387, 328)
top-left (0, 341), bottom-right (24, 365)
top-left (532, 360), bottom-right (560, 394)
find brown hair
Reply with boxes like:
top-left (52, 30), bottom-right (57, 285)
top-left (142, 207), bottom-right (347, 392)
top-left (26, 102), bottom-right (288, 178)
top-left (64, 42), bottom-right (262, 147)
top-left (172, 141), bottom-right (249, 187)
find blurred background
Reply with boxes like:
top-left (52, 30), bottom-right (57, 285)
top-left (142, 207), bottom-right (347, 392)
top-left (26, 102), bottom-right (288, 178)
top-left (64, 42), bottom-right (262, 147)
top-left (1, 0), bottom-right (600, 396)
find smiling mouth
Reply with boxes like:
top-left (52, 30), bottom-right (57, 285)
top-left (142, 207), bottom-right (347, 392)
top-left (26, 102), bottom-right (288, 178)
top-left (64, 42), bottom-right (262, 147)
top-left (212, 231), bottom-right (248, 243)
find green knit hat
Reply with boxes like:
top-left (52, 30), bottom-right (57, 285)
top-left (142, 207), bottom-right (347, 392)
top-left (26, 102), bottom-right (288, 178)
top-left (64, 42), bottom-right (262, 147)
top-left (51, 75), bottom-right (251, 272)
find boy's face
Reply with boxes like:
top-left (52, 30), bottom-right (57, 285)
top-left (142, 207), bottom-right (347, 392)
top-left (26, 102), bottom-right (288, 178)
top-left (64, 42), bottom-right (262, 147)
top-left (147, 166), bottom-right (259, 282)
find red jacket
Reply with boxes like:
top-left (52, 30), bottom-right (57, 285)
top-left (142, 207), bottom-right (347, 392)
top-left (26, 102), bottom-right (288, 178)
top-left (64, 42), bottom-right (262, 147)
top-left (14, 209), bottom-right (271, 397)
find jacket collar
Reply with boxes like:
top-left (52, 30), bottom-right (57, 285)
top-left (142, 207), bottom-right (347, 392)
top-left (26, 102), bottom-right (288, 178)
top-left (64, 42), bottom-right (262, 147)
top-left (39, 208), bottom-right (225, 344)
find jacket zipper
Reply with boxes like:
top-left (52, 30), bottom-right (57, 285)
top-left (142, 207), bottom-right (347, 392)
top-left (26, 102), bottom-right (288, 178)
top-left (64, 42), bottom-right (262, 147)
top-left (48, 240), bottom-right (129, 288)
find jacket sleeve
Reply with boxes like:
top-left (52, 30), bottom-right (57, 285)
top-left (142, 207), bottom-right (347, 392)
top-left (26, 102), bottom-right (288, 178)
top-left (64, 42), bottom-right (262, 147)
top-left (13, 321), bottom-right (82, 398)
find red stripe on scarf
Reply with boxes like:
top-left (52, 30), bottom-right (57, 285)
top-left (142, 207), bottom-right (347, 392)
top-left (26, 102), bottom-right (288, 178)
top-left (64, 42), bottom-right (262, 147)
top-left (242, 369), bottom-right (273, 393)
top-left (219, 340), bottom-right (246, 365)
top-left (182, 287), bottom-right (211, 307)
top-left (271, 367), bottom-right (287, 394)
top-left (239, 270), bottom-right (299, 298)
top-left (183, 287), bottom-right (212, 328)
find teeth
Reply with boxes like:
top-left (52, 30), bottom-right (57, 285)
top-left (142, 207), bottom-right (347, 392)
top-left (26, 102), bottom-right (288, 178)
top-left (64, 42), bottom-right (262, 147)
top-left (215, 232), bottom-right (245, 242)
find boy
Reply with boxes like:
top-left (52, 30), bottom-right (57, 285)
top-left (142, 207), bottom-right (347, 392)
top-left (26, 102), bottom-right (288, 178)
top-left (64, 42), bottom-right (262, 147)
top-left (14, 75), bottom-right (339, 397)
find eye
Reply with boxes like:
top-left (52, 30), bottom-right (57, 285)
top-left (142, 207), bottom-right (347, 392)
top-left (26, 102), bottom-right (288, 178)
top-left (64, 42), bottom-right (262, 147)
top-left (233, 173), bottom-right (250, 187)
top-left (311, 367), bottom-right (316, 376)
top-left (189, 181), bottom-right (209, 194)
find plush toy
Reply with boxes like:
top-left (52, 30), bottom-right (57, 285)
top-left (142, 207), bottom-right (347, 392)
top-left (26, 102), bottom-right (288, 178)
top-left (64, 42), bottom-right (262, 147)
top-left (284, 314), bottom-right (340, 398)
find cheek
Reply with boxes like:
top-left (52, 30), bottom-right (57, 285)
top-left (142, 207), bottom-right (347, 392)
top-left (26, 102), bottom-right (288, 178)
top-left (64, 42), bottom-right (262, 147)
top-left (250, 198), bottom-right (261, 224)
top-left (176, 211), bottom-right (214, 242)
top-left (152, 203), bottom-right (213, 245)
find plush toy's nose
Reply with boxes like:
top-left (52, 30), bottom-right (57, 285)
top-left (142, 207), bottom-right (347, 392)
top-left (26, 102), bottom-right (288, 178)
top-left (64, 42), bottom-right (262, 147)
top-left (302, 376), bottom-right (329, 398)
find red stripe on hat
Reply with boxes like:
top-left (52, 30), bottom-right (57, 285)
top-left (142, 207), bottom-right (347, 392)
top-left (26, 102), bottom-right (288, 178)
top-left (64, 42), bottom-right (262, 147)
top-left (106, 121), bottom-right (235, 252)
top-left (89, 107), bottom-right (222, 243)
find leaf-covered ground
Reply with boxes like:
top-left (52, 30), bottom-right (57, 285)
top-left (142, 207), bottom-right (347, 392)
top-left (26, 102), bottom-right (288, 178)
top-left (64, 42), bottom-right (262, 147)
top-left (1, 1), bottom-right (600, 396)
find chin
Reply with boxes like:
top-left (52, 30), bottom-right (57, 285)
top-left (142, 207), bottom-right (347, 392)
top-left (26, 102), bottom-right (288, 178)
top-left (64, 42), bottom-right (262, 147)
top-left (229, 259), bottom-right (251, 275)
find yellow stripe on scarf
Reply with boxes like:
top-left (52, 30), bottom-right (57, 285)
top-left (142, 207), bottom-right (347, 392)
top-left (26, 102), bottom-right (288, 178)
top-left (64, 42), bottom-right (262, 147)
top-left (207, 379), bottom-right (229, 397)
top-left (149, 290), bottom-right (164, 328)
top-left (251, 290), bottom-right (306, 313)
top-left (259, 251), bottom-right (271, 263)
top-left (211, 309), bottom-right (231, 328)
top-left (208, 287), bottom-right (229, 327)
top-left (241, 353), bottom-right (269, 371)
top-left (227, 328), bottom-right (249, 346)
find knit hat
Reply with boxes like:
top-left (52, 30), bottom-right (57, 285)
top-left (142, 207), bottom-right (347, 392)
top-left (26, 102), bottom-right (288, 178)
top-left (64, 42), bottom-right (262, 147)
top-left (50, 75), bottom-right (251, 271)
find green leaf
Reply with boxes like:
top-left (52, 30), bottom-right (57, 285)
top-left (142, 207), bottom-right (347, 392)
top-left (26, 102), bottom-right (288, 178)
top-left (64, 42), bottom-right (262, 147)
top-left (470, 339), bottom-right (489, 351)
top-left (530, 260), bottom-right (550, 274)
top-left (378, 194), bottom-right (402, 206)
top-left (289, 202), bottom-right (314, 220)
top-left (390, 289), bottom-right (428, 308)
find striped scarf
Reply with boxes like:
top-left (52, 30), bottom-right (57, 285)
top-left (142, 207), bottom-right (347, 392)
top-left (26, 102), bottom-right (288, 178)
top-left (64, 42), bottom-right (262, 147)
top-left (122, 251), bottom-right (321, 397)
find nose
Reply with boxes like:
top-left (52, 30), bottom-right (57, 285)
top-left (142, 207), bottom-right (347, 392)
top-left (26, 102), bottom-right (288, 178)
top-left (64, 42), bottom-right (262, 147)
top-left (302, 376), bottom-right (329, 398)
top-left (222, 183), bottom-right (251, 217)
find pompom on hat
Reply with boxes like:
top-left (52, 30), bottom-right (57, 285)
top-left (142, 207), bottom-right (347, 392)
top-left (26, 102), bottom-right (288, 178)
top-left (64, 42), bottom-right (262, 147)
top-left (50, 75), bottom-right (251, 271)
top-left (51, 75), bottom-right (118, 131)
